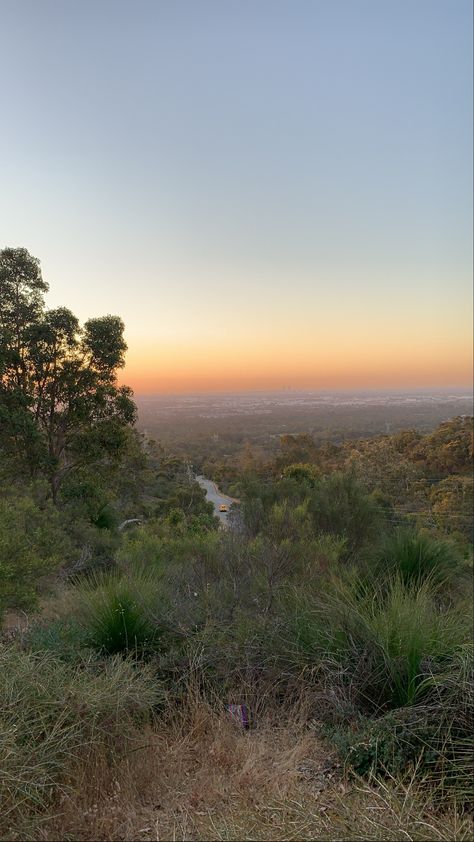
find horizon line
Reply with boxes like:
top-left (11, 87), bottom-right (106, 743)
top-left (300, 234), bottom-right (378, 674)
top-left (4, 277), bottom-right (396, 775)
top-left (131, 385), bottom-right (474, 398)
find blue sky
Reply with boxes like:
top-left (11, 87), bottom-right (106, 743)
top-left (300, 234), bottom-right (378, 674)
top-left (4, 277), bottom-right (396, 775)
top-left (1, 0), bottom-right (472, 391)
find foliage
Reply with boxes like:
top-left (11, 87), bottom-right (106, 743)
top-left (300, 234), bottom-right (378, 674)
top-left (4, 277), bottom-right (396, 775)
top-left (282, 462), bottom-right (319, 486)
top-left (276, 433), bottom-right (320, 468)
top-left (22, 617), bottom-right (90, 661)
top-left (372, 528), bottom-right (464, 587)
top-left (73, 567), bottom-right (166, 655)
top-left (307, 471), bottom-right (382, 555)
top-left (239, 469), bottom-right (381, 556)
top-left (430, 475), bottom-right (474, 544)
top-left (328, 646), bottom-right (473, 804)
top-left (0, 247), bottom-right (136, 502)
top-left (286, 575), bottom-right (468, 709)
top-left (0, 299), bottom-right (472, 840)
top-left (423, 646), bottom-right (474, 804)
top-left (0, 644), bottom-right (163, 833)
top-left (347, 436), bottom-right (421, 503)
top-left (327, 712), bottom-right (438, 779)
top-left (410, 417), bottom-right (473, 478)
top-left (0, 494), bottom-right (72, 618)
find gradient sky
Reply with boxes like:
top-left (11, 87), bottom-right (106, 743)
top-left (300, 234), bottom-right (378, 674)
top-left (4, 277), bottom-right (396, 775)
top-left (1, 0), bottom-right (472, 392)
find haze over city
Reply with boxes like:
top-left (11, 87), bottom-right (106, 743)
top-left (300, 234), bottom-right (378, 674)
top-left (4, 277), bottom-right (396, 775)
top-left (1, 0), bottom-right (472, 392)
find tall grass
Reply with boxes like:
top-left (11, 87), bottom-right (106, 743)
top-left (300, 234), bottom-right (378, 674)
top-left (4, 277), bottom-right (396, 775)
top-left (0, 644), bottom-right (163, 836)
top-left (73, 566), bottom-right (164, 654)
top-left (362, 577), bottom-right (466, 707)
top-left (6, 687), bottom-right (471, 841)
top-left (373, 529), bottom-right (464, 587)
top-left (287, 574), bottom-right (468, 710)
top-left (283, 571), bottom-right (472, 800)
top-left (417, 645), bottom-right (474, 803)
top-left (332, 646), bottom-right (474, 803)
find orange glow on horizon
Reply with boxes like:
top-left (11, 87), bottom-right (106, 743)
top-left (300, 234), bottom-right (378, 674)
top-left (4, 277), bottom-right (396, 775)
top-left (119, 336), bottom-right (473, 395)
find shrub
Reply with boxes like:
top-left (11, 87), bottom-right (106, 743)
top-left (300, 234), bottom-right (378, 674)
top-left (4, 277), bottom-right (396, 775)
top-left (308, 471), bottom-right (382, 556)
top-left (0, 644), bottom-right (163, 834)
top-left (22, 618), bottom-right (90, 661)
top-left (373, 528), bottom-right (464, 587)
top-left (94, 504), bottom-right (119, 530)
top-left (0, 495), bottom-right (72, 619)
top-left (363, 577), bottom-right (466, 707)
top-left (418, 645), bottom-right (474, 803)
top-left (327, 711), bottom-right (437, 779)
top-left (73, 567), bottom-right (164, 655)
top-left (328, 646), bottom-right (473, 805)
top-left (286, 575), bottom-right (468, 710)
top-left (116, 527), bottom-right (165, 568)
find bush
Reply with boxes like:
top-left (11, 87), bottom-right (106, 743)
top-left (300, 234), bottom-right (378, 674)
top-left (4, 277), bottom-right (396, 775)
top-left (73, 567), bottom-right (165, 655)
top-left (0, 495), bottom-right (72, 619)
top-left (22, 618), bottom-right (90, 661)
top-left (0, 644), bottom-right (163, 834)
top-left (327, 711), bottom-right (438, 779)
top-left (308, 471), bottom-right (382, 556)
top-left (419, 645), bottom-right (474, 803)
top-left (286, 575), bottom-right (468, 709)
top-left (373, 528), bottom-right (464, 587)
top-left (362, 578), bottom-right (466, 707)
top-left (328, 647), bottom-right (474, 805)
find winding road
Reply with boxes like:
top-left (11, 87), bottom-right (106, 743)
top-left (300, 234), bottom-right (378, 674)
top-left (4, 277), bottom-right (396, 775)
top-left (195, 475), bottom-right (240, 526)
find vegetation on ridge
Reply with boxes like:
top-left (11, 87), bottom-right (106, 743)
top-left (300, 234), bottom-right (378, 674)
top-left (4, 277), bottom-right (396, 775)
top-left (0, 249), bottom-right (472, 841)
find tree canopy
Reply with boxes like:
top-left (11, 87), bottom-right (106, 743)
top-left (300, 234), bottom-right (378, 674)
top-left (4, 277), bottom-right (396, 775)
top-left (0, 247), bottom-right (136, 501)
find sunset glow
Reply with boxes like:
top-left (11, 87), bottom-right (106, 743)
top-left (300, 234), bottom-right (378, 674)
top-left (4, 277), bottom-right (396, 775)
top-left (1, 0), bottom-right (472, 394)
top-left (122, 327), bottom-right (473, 394)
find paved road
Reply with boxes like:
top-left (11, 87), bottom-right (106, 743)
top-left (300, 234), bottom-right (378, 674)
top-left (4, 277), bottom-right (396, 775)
top-left (195, 475), bottom-right (239, 526)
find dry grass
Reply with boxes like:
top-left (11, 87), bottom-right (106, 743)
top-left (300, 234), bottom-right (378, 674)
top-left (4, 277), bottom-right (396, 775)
top-left (28, 698), bottom-right (472, 842)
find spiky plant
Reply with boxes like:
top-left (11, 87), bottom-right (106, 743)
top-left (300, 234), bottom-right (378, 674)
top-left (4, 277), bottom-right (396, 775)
top-left (373, 528), bottom-right (463, 587)
top-left (74, 567), bottom-right (163, 655)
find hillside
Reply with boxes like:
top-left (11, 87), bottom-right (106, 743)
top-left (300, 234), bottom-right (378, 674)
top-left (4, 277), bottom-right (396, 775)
top-left (0, 249), bottom-right (472, 840)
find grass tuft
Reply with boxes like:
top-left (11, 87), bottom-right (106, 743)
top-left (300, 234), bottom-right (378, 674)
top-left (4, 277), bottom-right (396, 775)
top-left (73, 567), bottom-right (164, 655)
top-left (0, 644), bottom-right (163, 837)
top-left (373, 528), bottom-right (464, 587)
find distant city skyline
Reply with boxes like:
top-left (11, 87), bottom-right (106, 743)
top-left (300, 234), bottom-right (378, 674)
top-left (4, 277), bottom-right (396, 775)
top-left (1, 0), bottom-right (472, 393)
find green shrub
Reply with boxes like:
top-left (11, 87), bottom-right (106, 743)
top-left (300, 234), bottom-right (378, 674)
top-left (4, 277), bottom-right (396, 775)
top-left (0, 495), bottom-right (72, 619)
top-left (308, 471), bottom-right (382, 556)
top-left (62, 513), bottom-right (121, 570)
top-left (326, 712), bottom-right (437, 779)
top-left (418, 645), bottom-right (474, 804)
top-left (363, 578), bottom-right (466, 707)
top-left (73, 567), bottom-right (164, 655)
top-left (286, 575), bottom-right (468, 709)
top-left (94, 504), bottom-right (119, 530)
top-left (328, 647), bottom-right (473, 805)
top-left (22, 618), bottom-right (90, 661)
top-left (116, 527), bottom-right (165, 568)
top-left (373, 528), bottom-right (464, 587)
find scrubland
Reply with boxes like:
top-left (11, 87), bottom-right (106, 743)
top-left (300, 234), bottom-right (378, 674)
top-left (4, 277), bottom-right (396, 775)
top-left (1, 249), bottom-right (472, 840)
top-left (2, 487), bottom-right (473, 840)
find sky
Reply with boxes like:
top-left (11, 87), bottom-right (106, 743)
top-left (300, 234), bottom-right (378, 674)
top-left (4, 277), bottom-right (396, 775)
top-left (1, 0), bottom-right (472, 393)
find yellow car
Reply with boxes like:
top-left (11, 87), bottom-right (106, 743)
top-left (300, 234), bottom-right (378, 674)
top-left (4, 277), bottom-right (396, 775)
top-left (219, 504), bottom-right (228, 513)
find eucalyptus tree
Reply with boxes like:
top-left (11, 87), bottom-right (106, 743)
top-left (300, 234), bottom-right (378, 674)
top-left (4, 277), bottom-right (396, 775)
top-left (0, 247), bottom-right (136, 502)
